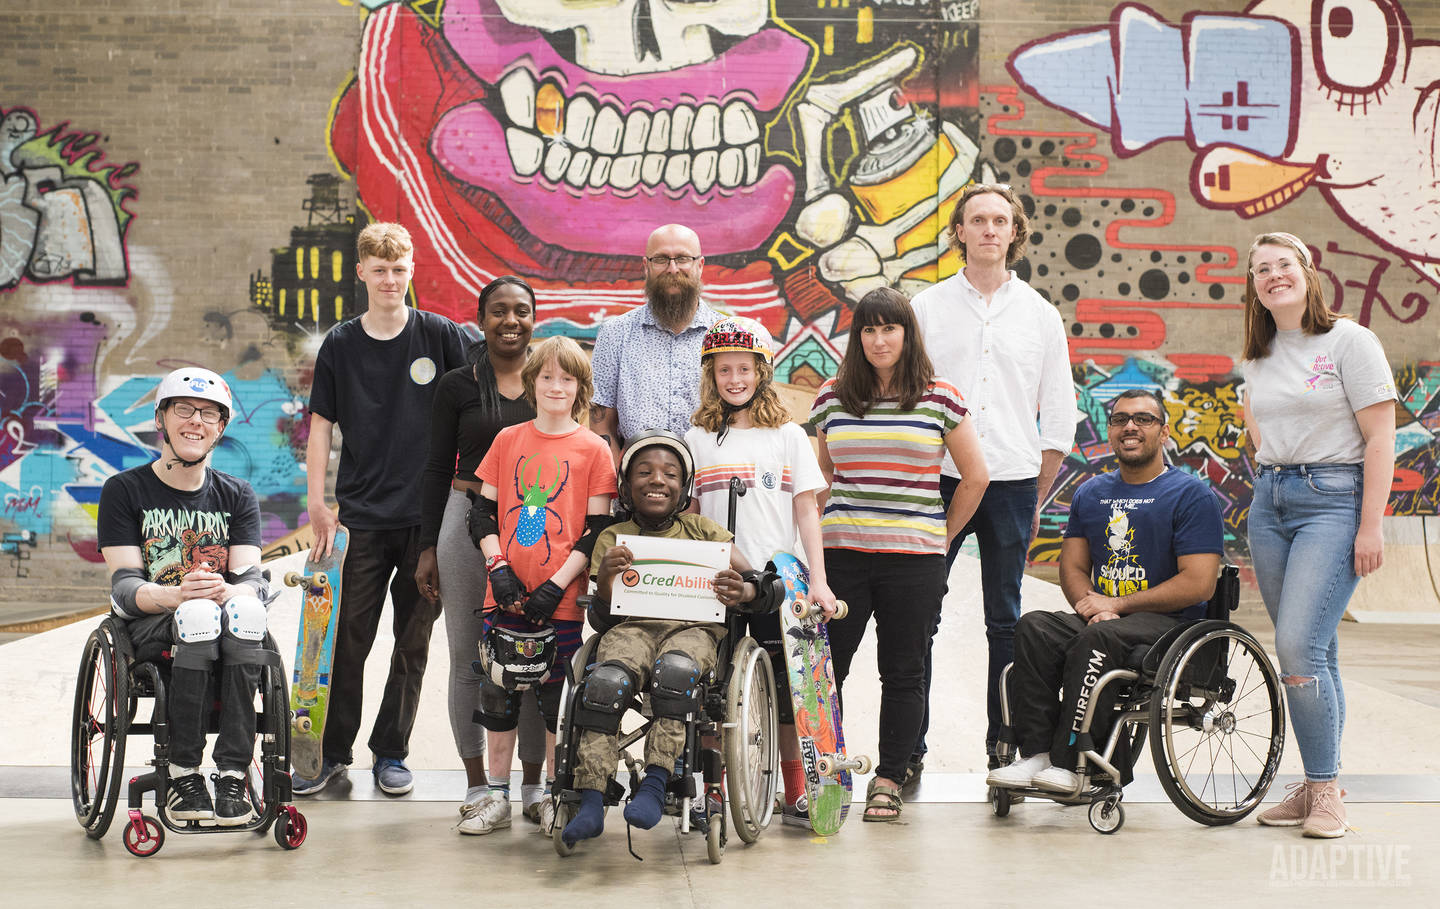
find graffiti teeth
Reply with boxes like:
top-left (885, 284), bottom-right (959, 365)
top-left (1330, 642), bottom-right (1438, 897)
top-left (591, 105), bottom-right (624, 156)
top-left (499, 68), bottom-right (537, 130)
top-left (506, 128), bottom-right (544, 177)
top-left (722, 100), bottom-right (760, 145)
top-left (588, 155), bottom-right (613, 188)
top-left (692, 102), bottom-right (722, 150)
top-left (641, 153), bottom-right (666, 186)
top-left (542, 143), bottom-right (573, 183)
top-left (647, 110), bottom-right (672, 153)
top-left (610, 154), bottom-right (643, 191)
top-left (692, 150), bottom-right (718, 194)
top-left (565, 150), bottom-right (594, 188)
top-left (664, 154), bottom-right (691, 190)
top-left (670, 105), bottom-right (695, 152)
top-left (563, 96), bottom-right (597, 148)
top-left (622, 110), bottom-right (650, 155)
top-left (718, 148), bottom-right (744, 189)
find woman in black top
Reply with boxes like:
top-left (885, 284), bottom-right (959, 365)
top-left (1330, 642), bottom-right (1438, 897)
top-left (416, 276), bottom-right (548, 834)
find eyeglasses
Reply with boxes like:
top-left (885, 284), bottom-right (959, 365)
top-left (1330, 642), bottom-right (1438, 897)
top-left (1250, 259), bottom-right (1299, 280)
top-left (1107, 412), bottom-right (1163, 428)
top-left (646, 255), bottom-right (698, 268)
top-left (171, 402), bottom-right (224, 424)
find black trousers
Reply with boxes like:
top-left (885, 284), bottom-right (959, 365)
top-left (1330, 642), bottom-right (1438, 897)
top-left (323, 526), bottom-right (440, 763)
top-left (127, 612), bottom-right (262, 771)
top-left (1009, 610), bottom-right (1182, 770)
top-left (824, 548), bottom-right (946, 783)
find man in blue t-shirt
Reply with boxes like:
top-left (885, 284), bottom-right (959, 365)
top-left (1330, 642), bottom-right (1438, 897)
top-left (986, 389), bottom-right (1224, 794)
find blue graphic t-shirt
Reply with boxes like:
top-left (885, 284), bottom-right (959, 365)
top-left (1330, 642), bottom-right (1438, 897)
top-left (1063, 467), bottom-right (1223, 620)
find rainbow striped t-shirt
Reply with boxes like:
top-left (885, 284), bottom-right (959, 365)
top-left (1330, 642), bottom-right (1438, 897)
top-left (808, 378), bottom-right (969, 555)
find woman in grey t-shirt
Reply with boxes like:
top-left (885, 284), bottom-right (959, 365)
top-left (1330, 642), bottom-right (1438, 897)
top-left (1240, 232), bottom-right (1396, 839)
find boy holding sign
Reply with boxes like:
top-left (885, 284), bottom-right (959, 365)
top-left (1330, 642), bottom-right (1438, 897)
top-left (561, 429), bottom-right (778, 847)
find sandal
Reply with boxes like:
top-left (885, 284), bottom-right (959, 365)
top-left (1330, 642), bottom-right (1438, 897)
top-left (900, 759), bottom-right (924, 790)
top-left (863, 777), bottom-right (903, 822)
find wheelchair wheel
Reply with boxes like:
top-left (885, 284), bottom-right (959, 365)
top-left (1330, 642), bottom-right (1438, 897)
top-left (1088, 792), bottom-right (1124, 834)
top-left (551, 799), bottom-right (578, 857)
top-left (1148, 623), bottom-right (1285, 825)
top-left (122, 814), bottom-right (164, 857)
top-left (989, 786), bottom-right (1011, 818)
top-left (71, 622), bottom-right (129, 839)
top-left (274, 806), bottom-right (307, 850)
top-left (723, 637), bottom-right (778, 843)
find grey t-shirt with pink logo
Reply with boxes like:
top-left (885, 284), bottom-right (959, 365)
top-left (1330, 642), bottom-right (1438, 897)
top-left (1242, 318), bottom-right (1396, 465)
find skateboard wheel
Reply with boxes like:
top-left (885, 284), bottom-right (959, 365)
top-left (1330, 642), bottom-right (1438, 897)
top-left (854, 754), bottom-right (872, 775)
top-left (294, 715), bottom-right (312, 734)
top-left (815, 755), bottom-right (834, 777)
top-left (833, 600), bottom-right (849, 620)
top-left (283, 572), bottom-right (305, 587)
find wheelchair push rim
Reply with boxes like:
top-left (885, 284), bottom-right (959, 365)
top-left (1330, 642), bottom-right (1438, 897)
top-left (724, 637), bottom-right (778, 843)
top-left (1148, 624), bottom-right (1285, 825)
top-left (71, 622), bottom-right (129, 838)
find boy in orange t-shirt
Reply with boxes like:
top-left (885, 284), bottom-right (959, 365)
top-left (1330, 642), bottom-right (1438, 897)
top-left (468, 336), bottom-right (616, 833)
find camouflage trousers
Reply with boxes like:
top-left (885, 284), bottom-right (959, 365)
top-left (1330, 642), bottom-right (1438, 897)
top-left (573, 620), bottom-right (726, 793)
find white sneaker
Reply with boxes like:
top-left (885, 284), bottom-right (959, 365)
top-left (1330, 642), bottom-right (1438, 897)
top-left (459, 791), bottom-right (513, 835)
top-left (538, 798), bottom-right (558, 836)
top-left (1032, 765), bottom-right (1082, 794)
top-left (985, 754), bottom-right (1051, 789)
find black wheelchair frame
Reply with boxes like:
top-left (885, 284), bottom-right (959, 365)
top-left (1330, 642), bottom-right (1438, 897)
top-left (990, 565), bottom-right (1286, 833)
top-left (548, 607), bottom-right (780, 864)
top-left (70, 614), bottom-right (306, 856)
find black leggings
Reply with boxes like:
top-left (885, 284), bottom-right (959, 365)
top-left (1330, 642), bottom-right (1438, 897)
top-left (823, 548), bottom-right (945, 783)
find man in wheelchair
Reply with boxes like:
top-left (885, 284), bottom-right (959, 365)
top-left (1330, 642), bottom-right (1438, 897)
top-left (986, 389), bottom-right (1224, 794)
top-left (560, 429), bottom-right (779, 847)
top-left (96, 367), bottom-right (271, 826)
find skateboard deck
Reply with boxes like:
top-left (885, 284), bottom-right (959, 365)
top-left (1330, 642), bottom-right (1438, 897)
top-left (772, 551), bottom-right (868, 836)
top-left (285, 526), bottom-right (348, 779)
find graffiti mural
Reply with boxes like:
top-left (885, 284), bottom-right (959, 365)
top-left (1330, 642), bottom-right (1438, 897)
top-left (1008, 0), bottom-right (1440, 288)
top-left (0, 106), bottom-right (136, 290)
top-left (326, 0), bottom-right (983, 386)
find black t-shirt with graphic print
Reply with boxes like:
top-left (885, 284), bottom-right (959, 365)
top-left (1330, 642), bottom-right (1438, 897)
top-left (309, 308), bottom-right (468, 530)
top-left (97, 464), bottom-right (263, 618)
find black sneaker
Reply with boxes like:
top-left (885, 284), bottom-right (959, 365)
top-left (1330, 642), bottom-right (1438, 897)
top-left (166, 771), bottom-right (213, 821)
top-left (214, 773), bottom-right (255, 826)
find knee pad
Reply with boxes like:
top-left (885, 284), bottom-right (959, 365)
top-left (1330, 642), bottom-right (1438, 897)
top-left (649, 650), bottom-right (702, 720)
top-left (474, 680), bottom-right (521, 732)
top-left (172, 599), bottom-right (221, 669)
top-left (174, 599), bottom-right (222, 643)
top-left (572, 661), bottom-right (638, 736)
top-left (223, 595), bottom-right (267, 642)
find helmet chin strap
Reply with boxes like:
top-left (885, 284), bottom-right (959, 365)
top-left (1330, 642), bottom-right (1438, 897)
top-left (159, 425), bottom-right (221, 470)
top-left (716, 378), bottom-right (768, 445)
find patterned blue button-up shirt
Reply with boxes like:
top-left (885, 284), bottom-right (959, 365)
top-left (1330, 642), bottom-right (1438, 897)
top-left (592, 299), bottom-right (721, 442)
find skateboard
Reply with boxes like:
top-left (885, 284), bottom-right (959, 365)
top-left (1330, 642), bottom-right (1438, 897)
top-left (284, 526), bottom-right (348, 779)
top-left (771, 551), bottom-right (870, 836)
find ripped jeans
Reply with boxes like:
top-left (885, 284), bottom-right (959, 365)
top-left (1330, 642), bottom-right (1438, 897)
top-left (1247, 463), bottom-right (1362, 782)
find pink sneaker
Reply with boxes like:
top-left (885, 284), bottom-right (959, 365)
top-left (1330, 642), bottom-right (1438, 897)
top-left (1302, 783), bottom-right (1348, 838)
top-left (1256, 781), bottom-right (1309, 827)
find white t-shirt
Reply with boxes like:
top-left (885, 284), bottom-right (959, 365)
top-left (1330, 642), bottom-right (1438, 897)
top-left (684, 423), bottom-right (827, 569)
top-left (1242, 319), bottom-right (1396, 465)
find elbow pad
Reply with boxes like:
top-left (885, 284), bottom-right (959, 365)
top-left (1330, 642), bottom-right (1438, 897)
top-left (573, 513), bottom-right (616, 558)
top-left (109, 567), bottom-right (149, 619)
top-left (466, 490), bottom-right (500, 549)
top-left (225, 565), bottom-right (274, 605)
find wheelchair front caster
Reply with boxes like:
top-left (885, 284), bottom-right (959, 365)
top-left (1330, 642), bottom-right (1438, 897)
top-left (706, 810), bottom-right (725, 864)
top-left (122, 812), bottom-right (164, 858)
top-left (274, 806), bottom-right (307, 849)
top-left (989, 786), bottom-right (1011, 818)
top-left (1088, 792), bottom-right (1124, 834)
top-left (551, 799), bottom-right (578, 857)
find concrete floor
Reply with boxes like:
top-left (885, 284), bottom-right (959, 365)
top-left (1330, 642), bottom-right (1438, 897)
top-left (5, 553), bottom-right (1439, 907)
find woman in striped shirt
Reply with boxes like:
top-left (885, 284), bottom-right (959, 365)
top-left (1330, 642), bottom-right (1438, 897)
top-left (809, 287), bottom-right (989, 821)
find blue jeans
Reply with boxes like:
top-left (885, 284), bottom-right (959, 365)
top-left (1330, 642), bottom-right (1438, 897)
top-left (1247, 463), bottom-right (1362, 782)
top-left (914, 476), bottom-right (1037, 759)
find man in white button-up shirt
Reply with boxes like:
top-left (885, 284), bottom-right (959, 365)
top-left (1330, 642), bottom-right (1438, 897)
top-left (909, 183), bottom-right (1077, 773)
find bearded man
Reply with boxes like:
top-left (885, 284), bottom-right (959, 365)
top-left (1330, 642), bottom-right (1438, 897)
top-left (590, 224), bottom-right (720, 466)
